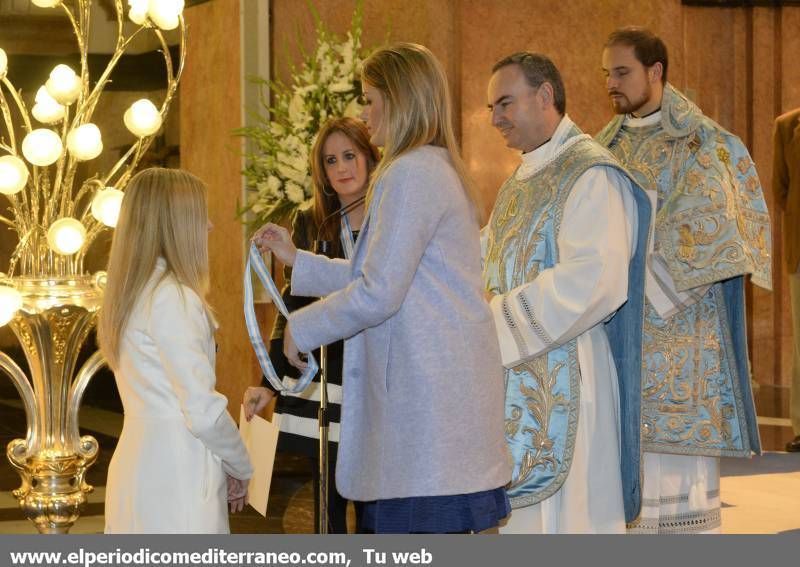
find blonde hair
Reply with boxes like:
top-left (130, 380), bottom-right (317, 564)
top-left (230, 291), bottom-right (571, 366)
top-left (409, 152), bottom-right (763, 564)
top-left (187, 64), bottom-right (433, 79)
top-left (361, 42), bottom-right (483, 222)
top-left (98, 168), bottom-right (211, 369)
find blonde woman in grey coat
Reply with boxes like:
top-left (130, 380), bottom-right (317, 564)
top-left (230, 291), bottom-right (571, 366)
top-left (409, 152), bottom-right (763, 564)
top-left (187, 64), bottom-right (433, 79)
top-left (255, 43), bottom-right (511, 533)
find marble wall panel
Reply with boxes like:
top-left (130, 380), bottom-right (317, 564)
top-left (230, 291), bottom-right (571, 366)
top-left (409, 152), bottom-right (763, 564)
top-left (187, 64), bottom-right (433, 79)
top-left (184, 0), bottom-right (800, 394)
top-left (458, 0), bottom-right (682, 215)
top-left (181, 0), bottom-right (254, 412)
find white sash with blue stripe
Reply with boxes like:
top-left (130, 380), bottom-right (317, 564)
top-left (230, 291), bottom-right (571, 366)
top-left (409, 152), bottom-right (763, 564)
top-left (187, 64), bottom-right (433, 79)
top-left (340, 214), bottom-right (355, 259)
top-left (244, 243), bottom-right (318, 393)
top-left (244, 215), bottom-right (357, 394)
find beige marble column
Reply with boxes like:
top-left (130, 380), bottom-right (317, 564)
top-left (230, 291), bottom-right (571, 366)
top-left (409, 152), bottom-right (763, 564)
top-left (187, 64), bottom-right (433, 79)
top-left (181, 0), bottom-right (257, 413)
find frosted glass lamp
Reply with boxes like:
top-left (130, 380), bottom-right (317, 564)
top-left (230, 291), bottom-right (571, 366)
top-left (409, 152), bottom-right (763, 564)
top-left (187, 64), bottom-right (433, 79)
top-left (124, 99), bottom-right (162, 137)
top-left (0, 156), bottom-right (29, 195)
top-left (147, 0), bottom-right (185, 31)
top-left (47, 218), bottom-right (87, 255)
top-left (90, 188), bottom-right (124, 227)
top-left (0, 285), bottom-right (23, 327)
top-left (46, 65), bottom-right (81, 106)
top-left (32, 86), bottom-right (66, 124)
top-left (21, 129), bottom-right (63, 167)
top-left (67, 124), bottom-right (103, 161)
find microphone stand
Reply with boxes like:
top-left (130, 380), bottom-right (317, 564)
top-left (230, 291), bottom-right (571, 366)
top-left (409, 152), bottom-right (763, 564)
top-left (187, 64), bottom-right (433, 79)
top-left (313, 239), bottom-right (331, 535)
top-left (312, 195), bottom-right (364, 535)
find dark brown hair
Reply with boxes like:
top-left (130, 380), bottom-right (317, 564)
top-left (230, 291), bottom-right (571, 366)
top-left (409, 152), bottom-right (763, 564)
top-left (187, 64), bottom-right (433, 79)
top-left (492, 52), bottom-right (566, 115)
top-left (310, 117), bottom-right (380, 249)
top-left (605, 26), bottom-right (669, 85)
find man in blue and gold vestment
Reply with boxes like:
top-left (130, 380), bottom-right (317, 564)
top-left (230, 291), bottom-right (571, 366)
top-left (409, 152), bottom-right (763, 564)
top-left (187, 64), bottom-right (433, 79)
top-left (484, 52), bottom-right (651, 533)
top-left (598, 26), bottom-right (772, 534)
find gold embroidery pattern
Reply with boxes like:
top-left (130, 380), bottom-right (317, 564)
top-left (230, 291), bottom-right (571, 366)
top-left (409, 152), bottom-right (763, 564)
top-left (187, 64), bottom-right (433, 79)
top-left (509, 357), bottom-right (568, 488)
top-left (505, 405), bottom-right (523, 439)
top-left (486, 135), bottom-right (617, 507)
top-left (608, 107), bottom-right (772, 294)
top-left (484, 174), bottom-right (554, 295)
top-left (488, 170), bottom-right (566, 493)
top-left (641, 288), bottom-right (745, 455)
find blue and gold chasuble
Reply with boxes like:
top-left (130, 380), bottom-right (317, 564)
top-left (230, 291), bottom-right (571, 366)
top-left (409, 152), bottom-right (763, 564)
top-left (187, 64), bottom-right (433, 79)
top-left (597, 84), bottom-right (772, 458)
top-left (485, 126), bottom-right (651, 522)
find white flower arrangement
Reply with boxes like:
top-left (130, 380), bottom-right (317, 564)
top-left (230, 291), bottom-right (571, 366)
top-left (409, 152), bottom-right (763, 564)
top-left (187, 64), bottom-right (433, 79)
top-left (238, 2), bottom-right (368, 229)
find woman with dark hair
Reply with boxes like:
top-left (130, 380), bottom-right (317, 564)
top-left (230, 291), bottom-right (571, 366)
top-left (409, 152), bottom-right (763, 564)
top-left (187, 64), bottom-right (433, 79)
top-left (244, 117), bottom-right (379, 533)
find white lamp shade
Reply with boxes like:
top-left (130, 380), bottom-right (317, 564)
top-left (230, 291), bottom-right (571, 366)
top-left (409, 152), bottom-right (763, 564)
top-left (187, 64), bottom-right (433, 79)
top-left (124, 99), bottom-right (162, 137)
top-left (128, 0), bottom-right (148, 24)
top-left (0, 48), bottom-right (7, 79)
top-left (32, 0), bottom-right (62, 7)
top-left (90, 188), bottom-right (124, 227)
top-left (45, 64), bottom-right (81, 105)
top-left (0, 155), bottom-right (29, 195)
top-left (147, 0), bottom-right (184, 30)
top-left (47, 217), bottom-right (86, 255)
top-left (93, 271), bottom-right (108, 290)
top-left (0, 285), bottom-right (23, 327)
top-left (21, 129), bottom-right (63, 167)
top-left (67, 124), bottom-right (103, 161)
top-left (32, 86), bottom-right (66, 124)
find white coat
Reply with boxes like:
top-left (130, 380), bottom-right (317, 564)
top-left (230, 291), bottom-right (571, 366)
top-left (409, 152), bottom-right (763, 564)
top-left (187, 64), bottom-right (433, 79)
top-left (105, 260), bottom-right (252, 533)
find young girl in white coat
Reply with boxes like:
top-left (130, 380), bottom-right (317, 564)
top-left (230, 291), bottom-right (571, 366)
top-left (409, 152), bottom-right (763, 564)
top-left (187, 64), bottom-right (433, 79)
top-left (99, 168), bottom-right (252, 533)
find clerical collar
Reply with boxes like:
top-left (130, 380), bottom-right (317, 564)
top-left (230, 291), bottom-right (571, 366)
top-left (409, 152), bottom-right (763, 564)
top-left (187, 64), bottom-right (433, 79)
top-left (517, 114), bottom-right (574, 180)
top-left (528, 136), bottom-right (552, 153)
top-left (635, 106), bottom-right (661, 119)
top-left (624, 109), bottom-right (661, 128)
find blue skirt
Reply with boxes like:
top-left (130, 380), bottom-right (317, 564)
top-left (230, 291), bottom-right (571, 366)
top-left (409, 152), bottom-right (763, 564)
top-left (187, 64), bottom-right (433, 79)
top-left (360, 486), bottom-right (510, 534)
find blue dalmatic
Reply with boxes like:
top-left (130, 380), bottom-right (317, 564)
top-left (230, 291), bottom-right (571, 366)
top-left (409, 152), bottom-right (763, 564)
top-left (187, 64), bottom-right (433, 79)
top-left (598, 83), bottom-right (772, 458)
top-left (484, 125), bottom-right (651, 523)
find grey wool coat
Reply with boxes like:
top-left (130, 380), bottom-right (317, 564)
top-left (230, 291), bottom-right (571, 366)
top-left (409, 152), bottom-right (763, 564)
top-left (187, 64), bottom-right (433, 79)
top-left (288, 145), bottom-right (511, 502)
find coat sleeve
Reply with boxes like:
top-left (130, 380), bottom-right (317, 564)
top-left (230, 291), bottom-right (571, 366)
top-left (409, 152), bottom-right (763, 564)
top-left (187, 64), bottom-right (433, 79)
top-left (290, 251), bottom-right (352, 298)
top-left (489, 167), bottom-right (636, 368)
top-left (149, 282), bottom-right (253, 480)
top-left (289, 159), bottom-right (449, 353)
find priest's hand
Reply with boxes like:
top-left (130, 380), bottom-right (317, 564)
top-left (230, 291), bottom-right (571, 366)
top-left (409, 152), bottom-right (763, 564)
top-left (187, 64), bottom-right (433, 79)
top-left (253, 223), bottom-right (297, 267)
top-left (227, 475), bottom-right (249, 513)
top-left (284, 322), bottom-right (308, 371)
top-left (243, 386), bottom-right (275, 421)
top-left (484, 290), bottom-right (496, 303)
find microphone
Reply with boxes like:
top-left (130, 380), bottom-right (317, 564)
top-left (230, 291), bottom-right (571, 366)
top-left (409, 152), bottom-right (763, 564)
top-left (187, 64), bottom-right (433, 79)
top-left (314, 195), bottom-right (365, 255)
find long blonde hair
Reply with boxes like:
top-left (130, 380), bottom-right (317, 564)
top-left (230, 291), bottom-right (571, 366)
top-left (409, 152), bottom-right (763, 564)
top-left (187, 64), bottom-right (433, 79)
top-left (98, 168), bottom-right (211, 369)
top-left (361, 42), bottom-right (483, 221)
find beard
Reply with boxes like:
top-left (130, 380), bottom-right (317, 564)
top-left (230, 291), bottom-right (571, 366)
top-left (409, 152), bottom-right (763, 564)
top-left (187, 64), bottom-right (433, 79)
top-left (609, 85), bottom-right (652, 115)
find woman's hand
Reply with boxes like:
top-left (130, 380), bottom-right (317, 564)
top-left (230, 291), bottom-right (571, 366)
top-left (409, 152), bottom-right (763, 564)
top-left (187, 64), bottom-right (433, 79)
top-left (252, 223), bottom-right (297, 267)
top-left (243, 386), bottom-right (275, 421)
top-left (227, 475), bottom-right (249, 513)
top-left (284, 322), bottom-right (308, 371)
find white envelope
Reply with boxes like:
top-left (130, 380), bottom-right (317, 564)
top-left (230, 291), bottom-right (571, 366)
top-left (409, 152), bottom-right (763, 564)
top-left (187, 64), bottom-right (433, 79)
top-left (238, 406), bottom-right (280, 517)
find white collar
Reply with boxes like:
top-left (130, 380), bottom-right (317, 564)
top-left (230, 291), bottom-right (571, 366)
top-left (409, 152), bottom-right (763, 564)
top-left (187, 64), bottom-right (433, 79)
top-left (623, 110), bottom-right (661, 128)
top-left (517, 115), bottom-right (574, 180)
top-left (516, 115), bottom-right (588, 180)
